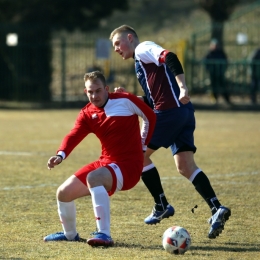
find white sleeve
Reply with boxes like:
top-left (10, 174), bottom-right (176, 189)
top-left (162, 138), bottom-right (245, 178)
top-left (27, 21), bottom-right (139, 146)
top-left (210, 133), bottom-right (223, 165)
top-left (57, 151), bottom-right (66, 159)
top-left (124, 98), bottom-right (152, 151)
top-left (135, 41), bottom-right (165, 66)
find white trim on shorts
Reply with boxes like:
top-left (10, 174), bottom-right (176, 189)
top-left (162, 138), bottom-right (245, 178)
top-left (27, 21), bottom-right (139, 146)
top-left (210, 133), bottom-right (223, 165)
top-left (108, 163), bottom-right (123, 192)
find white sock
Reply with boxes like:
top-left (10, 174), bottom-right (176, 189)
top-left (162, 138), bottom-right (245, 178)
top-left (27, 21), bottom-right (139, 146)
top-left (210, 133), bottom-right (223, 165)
top-left (189, 168), bottom-right (202, 182)
top-left (57, 200), bottom-right (77, 240)
top-left (142, 163), bottom-right (155, 172)
top-left (89, 186), bottom-right (110, 237)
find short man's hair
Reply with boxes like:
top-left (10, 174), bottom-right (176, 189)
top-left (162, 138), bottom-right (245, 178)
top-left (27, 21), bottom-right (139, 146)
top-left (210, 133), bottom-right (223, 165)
top-left (109, 25), bottom-right (138, 40)
top-left (83, 71), bottom-right (106, 86)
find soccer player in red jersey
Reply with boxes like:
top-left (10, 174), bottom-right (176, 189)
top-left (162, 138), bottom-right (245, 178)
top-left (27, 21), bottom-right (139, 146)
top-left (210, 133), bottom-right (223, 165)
top-left (43, 71), bottom-right (156, 246)
top-left (110, 25), bottom-right (231, 239)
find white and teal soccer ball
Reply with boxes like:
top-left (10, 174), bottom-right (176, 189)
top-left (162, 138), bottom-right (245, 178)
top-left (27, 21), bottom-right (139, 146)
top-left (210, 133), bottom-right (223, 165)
top-left (162, 226), bottom-right (191, 255)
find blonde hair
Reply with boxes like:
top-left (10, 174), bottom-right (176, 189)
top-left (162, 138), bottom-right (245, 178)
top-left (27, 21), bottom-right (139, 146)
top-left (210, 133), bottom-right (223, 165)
top-left (109, 25), bottom-right (138, 40)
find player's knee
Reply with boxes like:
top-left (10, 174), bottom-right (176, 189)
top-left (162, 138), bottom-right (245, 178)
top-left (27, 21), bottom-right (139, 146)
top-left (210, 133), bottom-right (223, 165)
top-left (143, 155), bottom-right (152, 166)
top-left (176, 166), bottom-right (186, 175)
top-left (176, 164), bottom-right (197, 179)
top-left (86, 171), bottom-right (97, 185)
top-left (56, 184), bottom-right (68, 201)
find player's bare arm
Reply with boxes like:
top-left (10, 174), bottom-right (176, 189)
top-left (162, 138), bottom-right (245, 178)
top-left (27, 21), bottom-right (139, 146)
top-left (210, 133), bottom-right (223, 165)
top-left (175, 74), bottom-right (190, 104)
top-left (160, 51), bottom-right (190, 105)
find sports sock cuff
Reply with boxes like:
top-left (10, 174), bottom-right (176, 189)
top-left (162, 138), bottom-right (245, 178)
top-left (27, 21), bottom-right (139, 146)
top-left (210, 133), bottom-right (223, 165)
top-left (89, 186), bottom-right (107, 196)
top-left (57, 200), bottom-right (75, 209)
top-left (189, 168), bottom-right (202, 182)
top-left (142, 163), bottom-right (155, 172)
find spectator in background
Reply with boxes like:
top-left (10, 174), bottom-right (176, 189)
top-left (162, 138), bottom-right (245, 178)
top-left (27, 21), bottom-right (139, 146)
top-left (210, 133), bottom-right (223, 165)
top-left (248, 47), bottom-right (260, 105)
top-left (204, 39), bottom-right (231, 105)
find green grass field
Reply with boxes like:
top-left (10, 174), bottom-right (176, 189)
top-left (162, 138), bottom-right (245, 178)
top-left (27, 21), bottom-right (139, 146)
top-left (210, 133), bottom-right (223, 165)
top-left (0, 109), bottom-right (260, 260)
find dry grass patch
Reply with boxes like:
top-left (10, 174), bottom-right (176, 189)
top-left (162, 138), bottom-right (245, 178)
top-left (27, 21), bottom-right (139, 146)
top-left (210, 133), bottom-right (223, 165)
top-left (0, 109), bottom-right (259, 259)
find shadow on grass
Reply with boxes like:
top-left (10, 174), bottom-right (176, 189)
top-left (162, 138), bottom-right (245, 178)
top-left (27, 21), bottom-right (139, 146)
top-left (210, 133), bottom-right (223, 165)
top-left (79, 238), bottom-right (162, 250)
top-left (190, 243), bottom-right (260, 253)
top-left (79, 238), bottom-right (260, 252)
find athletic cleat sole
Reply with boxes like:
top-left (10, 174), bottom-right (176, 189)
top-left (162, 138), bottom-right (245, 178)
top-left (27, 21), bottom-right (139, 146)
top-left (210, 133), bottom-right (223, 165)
top-left (87, 238), bottom-right (114, 247)
top-left (148, 214), bottom-right (173, 225)
top-left (87, 232), bottom-right (114, 247)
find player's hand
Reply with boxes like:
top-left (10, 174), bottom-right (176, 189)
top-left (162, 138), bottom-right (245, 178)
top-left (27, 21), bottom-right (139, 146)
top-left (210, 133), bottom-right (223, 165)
top-left (47, 156), bottom-right (62, 170)
top-left (179, 87), bottom-right (190, 104)
top-left (114, 87), bottom-right (126, 93)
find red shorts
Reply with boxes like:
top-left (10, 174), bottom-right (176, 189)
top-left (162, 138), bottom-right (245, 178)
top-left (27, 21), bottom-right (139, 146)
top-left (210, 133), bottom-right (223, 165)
top-left (74, 159), bottom-right (143, 196)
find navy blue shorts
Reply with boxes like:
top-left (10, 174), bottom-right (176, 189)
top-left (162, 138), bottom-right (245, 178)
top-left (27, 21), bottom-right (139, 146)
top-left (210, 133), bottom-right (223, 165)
top-left (148, 107), bottom-right (197, 155)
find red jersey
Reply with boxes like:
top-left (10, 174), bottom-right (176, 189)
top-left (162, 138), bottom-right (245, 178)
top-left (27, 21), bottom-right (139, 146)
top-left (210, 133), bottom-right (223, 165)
top-left (57, 92), bottom-right (156, 164)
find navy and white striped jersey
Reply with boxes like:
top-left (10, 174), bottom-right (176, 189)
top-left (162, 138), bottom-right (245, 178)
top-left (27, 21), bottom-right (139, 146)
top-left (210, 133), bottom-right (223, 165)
top-left (134, 41), bottom-right (193, 111)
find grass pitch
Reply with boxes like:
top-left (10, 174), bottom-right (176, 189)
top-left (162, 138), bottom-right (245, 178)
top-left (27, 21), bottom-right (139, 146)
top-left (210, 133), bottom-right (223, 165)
top-left (0, 109), bottom-right (260, 260)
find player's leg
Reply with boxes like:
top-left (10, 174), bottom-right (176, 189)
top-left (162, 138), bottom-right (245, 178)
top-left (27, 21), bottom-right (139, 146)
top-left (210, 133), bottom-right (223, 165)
top-left (143, 148), bottom-right (172, 210)
top-left (142, 148), bottom-right (174, 225)
top-left (174, 151), bottom-right (223, 213)
top-left (143, 107), bottom-right (200, 225)
top-left (44, 175), bottom-right (89, 242)
top-left (172, 109), bottom-right (231, 238)
top-left (86, 162), bottom-right (123, 247)
top-left (87, 166), bottom-right (113, 247)
top-left (174, 151), bottom-right (231, 239)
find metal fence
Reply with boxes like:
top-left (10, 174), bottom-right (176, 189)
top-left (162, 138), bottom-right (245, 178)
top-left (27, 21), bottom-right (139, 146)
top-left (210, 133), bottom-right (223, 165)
top-left (187, 59), bottom-right (259, 95)
top-left (0, 22), bottom-right (260, 106)
top-left (50, 34), bottom-right (137, 103)
top-left (0, 28), bottom-right (138, 104)
top-left (185, 18), bottom-right (260, 102)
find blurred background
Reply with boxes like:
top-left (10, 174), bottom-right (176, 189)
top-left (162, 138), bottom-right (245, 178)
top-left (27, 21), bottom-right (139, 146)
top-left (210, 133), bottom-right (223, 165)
top-left (1, 0), bottom-right (260, 108)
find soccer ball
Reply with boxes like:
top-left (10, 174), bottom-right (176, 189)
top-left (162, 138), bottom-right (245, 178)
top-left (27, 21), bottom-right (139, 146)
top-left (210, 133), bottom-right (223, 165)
top-left (162, 226), bottom-right (191, 255)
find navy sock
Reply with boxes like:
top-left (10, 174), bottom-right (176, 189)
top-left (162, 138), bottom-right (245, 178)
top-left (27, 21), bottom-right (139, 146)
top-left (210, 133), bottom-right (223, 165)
top-left (192, 171), bottom-right (221, 214)
top-left (141, 167), bottom-right (169, 211)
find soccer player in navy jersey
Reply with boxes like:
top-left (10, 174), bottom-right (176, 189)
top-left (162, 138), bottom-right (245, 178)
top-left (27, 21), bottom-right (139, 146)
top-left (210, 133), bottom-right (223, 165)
top-left (43, 71), bottom-right (156, 246)
top-left (110, 25), bottom-right (231, 239)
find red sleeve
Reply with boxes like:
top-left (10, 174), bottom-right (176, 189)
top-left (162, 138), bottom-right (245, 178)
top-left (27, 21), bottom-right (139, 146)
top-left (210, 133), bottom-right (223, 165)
top-left (56, 110), bottom-right (91, 158)
top-left (158, 50), bottom-right (169, 63)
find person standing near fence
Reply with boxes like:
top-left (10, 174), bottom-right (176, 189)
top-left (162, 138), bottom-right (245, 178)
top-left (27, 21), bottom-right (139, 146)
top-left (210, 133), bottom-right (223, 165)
top-left (204, 39), bottom-right (231, 105)
top-left (248, 47), bottom-right (260, 104)
top-left (110, 24), bottom-right (231, 239)
top-left (43, 70), bottom-right (156, 246)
